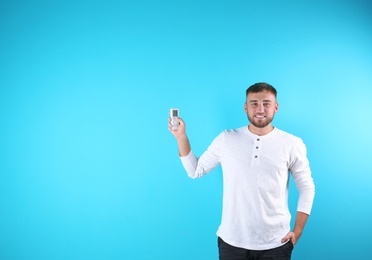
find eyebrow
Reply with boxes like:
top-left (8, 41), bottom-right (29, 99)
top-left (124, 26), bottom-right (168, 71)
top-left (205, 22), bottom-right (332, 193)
top-left (249, 100), bottom-right (272, 103)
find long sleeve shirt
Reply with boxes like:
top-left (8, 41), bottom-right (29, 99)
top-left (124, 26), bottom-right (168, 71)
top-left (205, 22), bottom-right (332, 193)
top-left (180, 126), bottom-right (315, 250)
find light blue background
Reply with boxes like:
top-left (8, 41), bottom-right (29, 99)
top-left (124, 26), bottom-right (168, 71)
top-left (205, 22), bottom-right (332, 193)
top-left (1, 0), bottom-right (371, 259)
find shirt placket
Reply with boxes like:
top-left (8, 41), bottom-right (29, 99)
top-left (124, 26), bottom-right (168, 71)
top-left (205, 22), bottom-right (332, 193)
top-left (251, 137), bottom-right (262, 166)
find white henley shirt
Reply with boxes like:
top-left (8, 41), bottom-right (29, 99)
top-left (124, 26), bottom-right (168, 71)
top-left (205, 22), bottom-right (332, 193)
top-left (180, 126), bottom-right (315, 250)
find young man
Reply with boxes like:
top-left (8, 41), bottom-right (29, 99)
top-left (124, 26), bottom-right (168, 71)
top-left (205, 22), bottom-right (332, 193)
top-left (168, 82), bottom-right (315, 260)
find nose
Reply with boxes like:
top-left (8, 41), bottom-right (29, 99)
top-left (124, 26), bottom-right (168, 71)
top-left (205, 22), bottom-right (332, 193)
top-left (256, 103), bottom-right (264, 113)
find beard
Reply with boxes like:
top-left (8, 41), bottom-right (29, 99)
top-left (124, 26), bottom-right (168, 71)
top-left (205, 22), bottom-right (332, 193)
top-left (248, 114), bottom-right (275, 128)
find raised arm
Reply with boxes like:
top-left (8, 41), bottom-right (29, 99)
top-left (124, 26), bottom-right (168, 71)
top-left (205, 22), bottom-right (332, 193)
top-left (168, 117), bottom-right (191, 157)
top-left (168, 116), bottom-right (222, 178)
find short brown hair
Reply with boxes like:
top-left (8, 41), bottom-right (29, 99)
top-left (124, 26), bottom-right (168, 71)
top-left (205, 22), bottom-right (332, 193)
top-left (246, 82), bottom-right (277, 98)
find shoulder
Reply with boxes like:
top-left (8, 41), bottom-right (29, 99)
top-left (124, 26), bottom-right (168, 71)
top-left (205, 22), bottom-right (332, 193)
top-left (273, 129), bottom-right (308, 157)
top-left (216, 127), bottom-right (249, 145)
top-left (274, 128), bottom-right (305, 146)
top-left (221, 126), bottom-right (247, 137)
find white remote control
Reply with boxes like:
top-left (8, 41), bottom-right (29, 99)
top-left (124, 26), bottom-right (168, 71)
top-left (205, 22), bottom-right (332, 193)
top-left (170, 108), bottom-right (179, 130)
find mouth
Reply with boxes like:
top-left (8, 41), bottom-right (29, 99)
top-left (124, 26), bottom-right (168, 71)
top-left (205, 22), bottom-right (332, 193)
top-left (255, 115), bottom-right (266, 119)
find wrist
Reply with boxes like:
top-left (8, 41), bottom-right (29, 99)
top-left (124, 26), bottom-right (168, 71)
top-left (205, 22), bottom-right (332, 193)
top-left (292, 229), bottom-right (302, 240)
top-left (176, 134), bottom-right (188, 142)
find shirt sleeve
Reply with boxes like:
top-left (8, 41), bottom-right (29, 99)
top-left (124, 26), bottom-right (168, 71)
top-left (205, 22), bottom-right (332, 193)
top-left (180, 132), bottom-right (224, 179)
top-left (290, 138), bottom-right (316, 215)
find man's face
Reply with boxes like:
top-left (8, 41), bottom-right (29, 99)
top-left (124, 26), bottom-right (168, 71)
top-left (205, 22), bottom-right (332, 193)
top-left (244, 91), bottom-right (278, 129)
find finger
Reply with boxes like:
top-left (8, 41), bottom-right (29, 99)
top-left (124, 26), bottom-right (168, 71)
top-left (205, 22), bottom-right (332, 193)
top-left (281, 233), bottom-right (292, 243)
top-left (176, 117), bottom-right (184, 125)
top-left (281, 237), bottom-right (289, 243)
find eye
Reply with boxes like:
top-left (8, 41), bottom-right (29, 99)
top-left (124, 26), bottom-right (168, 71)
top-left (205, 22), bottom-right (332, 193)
top-left (263, 102), bottom-right (270, 106)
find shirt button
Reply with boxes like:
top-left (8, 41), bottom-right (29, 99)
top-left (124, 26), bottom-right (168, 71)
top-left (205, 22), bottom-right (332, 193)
top-left (256, 146), bottom-right (259, 149)
top-left (255, 155), bottom-right (258, 158)
top-left (257, 138), bottom-right (260, 141)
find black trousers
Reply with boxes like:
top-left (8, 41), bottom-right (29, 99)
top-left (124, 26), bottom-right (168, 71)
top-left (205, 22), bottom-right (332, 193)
top-left (218, 237), bottom-right (294, 260)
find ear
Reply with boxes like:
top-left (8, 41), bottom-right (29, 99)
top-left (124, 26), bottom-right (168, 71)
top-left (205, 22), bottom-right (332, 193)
top-left (275, 102), bottom-right (279, 113)
top-left (244, 102), bottom-right (248, 113)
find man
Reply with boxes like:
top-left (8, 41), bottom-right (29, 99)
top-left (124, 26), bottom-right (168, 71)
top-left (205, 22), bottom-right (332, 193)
top-left (168, 82), bottom-right (315, 260)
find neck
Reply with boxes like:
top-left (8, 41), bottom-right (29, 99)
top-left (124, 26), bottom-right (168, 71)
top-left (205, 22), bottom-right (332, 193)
top-left (248, 124), bottom-right (274, 136)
